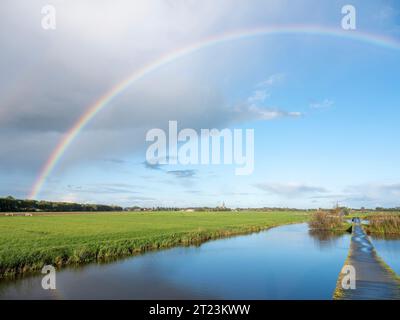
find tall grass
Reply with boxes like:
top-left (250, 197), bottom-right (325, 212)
top-left (308, 211), bottom-right (344, 231)
top-left (367, 215), bottom-right (400, 235)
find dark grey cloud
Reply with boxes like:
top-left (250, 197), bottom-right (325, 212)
top-left (254, 182), bottom-right (328, 196)
top-left (67, 183), bottom-right (140, 195)
top-left (344, 183), bottom-right (400, 195)
top-left (103, 158), bottom-right (127, 164)
top-left (0, 0), bottom-right (308, 177)
top-left (307, 182), bottom-right (400, 208)
top-left (227, 192), bottom-right (253, 196)
top-left (309, 194), bottom-right (344, 199)
top-left (185, 190), bottom-right (202, 194)
top-left (142, 156), bottom-right (176, 171)
top-left (167, 170), bottom-right (197, 179)
top-left (340, 183), bottom-right (400, 207)
top-left (127, 196), bottom-right (157, 201)
top-left (342, 195), bottom-right (376, 203)
top-left (143, 162), bottom-right (163, 171)
top-left (379, 183), bottom-right (400, 192)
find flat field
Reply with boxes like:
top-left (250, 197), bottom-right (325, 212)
top-left (0, 211), bottom-right (309, 277)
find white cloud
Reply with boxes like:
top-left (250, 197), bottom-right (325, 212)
top-left (310, 99), bottom-right (334, 109)
top-left (247, 89), bottom-right (270, 103)
top-left (247, 73), bottom-right (285, 103)
top-left (238, 73), bottom-right (301, 121)
top-left (257, 73), bottom-right (286, 87)
top-left (233, 104), bottom-right (302, 121)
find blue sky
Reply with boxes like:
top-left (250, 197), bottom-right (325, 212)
top-left (1, 0), bottom-right (400, 208)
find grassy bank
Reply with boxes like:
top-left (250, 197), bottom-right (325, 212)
top-left (0, 211), bottom-right (309, 278)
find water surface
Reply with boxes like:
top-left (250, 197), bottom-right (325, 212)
top-left (370, 235), bottom-right (400, 275)
top-left (0, 223), bottom-right (351, 300)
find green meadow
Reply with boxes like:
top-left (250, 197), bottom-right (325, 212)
top-left (0, 211), bottom-right (309, 278)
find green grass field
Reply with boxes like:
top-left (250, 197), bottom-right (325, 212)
top-left (0, 211), bottom-right (309, 278)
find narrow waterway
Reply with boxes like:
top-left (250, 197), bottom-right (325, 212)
top-left (0, 223), bottom-right (351, 300)
top-left (371, 235), bottom-right (400, 275)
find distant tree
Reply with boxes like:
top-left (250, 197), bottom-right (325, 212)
top-left (0, 196), bottom-right (123, 212)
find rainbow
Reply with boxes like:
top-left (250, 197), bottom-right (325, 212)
top-left (29, 25), bottom-right (400, 199)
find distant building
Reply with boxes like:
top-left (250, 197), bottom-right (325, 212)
top-left (216, 201), bottom-right (227, 210)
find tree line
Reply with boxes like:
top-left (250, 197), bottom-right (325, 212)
top-left (0, 196), bottom-right (123, 212)
top-left (375, 207), bottom-right (400, 212)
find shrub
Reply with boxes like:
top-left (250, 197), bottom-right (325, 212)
top-left (308, 211), bottom-right (344, 230)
